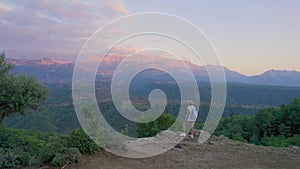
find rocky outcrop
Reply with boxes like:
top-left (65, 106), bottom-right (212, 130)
top-left (59, 130), bottom-right (300, 169)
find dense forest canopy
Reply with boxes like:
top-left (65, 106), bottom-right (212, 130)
top-left (215, 97), bottom-right (300, 147)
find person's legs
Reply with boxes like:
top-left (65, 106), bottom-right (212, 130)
top-left (183, 121), bottom-right (186, 134)
top-left (180, 121), bottom-right (187, 137)
top-left (182, 121), bottom-right (196, 137)
top-left (191, 121), bottom-right (195, 136)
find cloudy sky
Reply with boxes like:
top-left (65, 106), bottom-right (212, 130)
top-left (0, 0), bottom-right (299, 75)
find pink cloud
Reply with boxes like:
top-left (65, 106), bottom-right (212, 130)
top-left (0, 0), bottom-right (131, 61)
top-left (0, 3), bottom-right (11, 12)
top-left (108, 1), bottom-right (130, 16)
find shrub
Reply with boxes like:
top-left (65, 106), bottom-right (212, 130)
top-left (0, 127), bottom-right (75, 167)
top-left (261, 135), bottom-right (291, 147)
top-left (51, 153), bottom-right (64, 167)
top-left (66, 129), bottom-right (100, 154)
top-left (286, 134), bottom-right (300, 147)
top-left (232, 133), bottom-right (247, 142)
top-left (136, 113), bottom-right (176, 137)
top-left (0, 149), bottom-right (21, 168)
top-left (38, 138), bottom-right (66, 164)
top-left (63, 148), bottom-right (82, 163)
top-left (50, 148), bottom-right (82, 167)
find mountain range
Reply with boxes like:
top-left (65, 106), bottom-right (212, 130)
top-left (7, 57), bottom-right (300, 87)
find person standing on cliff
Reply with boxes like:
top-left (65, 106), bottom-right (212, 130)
top-left (180, 100), bottom-right (198, 138)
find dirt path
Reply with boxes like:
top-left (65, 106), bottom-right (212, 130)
top-left (57, 135), bottom-right (300, 169)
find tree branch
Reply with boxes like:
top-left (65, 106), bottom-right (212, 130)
top-left (0, 111), bottom-right (6, 126)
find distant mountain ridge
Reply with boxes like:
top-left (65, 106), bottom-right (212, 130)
top-left (249, 69), bottom-right (300, 87)
top-left (7, 58), bottom-right (72, 66)
top-left (6, 57), bottom-right (300, 87)
top-left (7, 58), bottom-right (74, 83)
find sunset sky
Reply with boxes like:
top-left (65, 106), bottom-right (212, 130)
top-left (0, 0), bottom-right (299, 75)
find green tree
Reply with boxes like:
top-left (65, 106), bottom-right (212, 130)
top-left (0, 53), bottom-right (48, 125)
top-left (254, 108), bottom-right (276, 138)
top-left (0, 53), bottom-right (14, 76)
top-left (280, 97), bottom-right (300, 136)
top-left (136, 113), bottom-right (175, 137)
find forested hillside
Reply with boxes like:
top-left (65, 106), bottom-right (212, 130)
top-left (215, 97), bottom-right (300, 147)
top-left (5, 82), bottom-right (300, 135)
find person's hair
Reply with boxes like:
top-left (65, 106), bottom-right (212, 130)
top-left (188, 100), bottom-right (194, 105)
